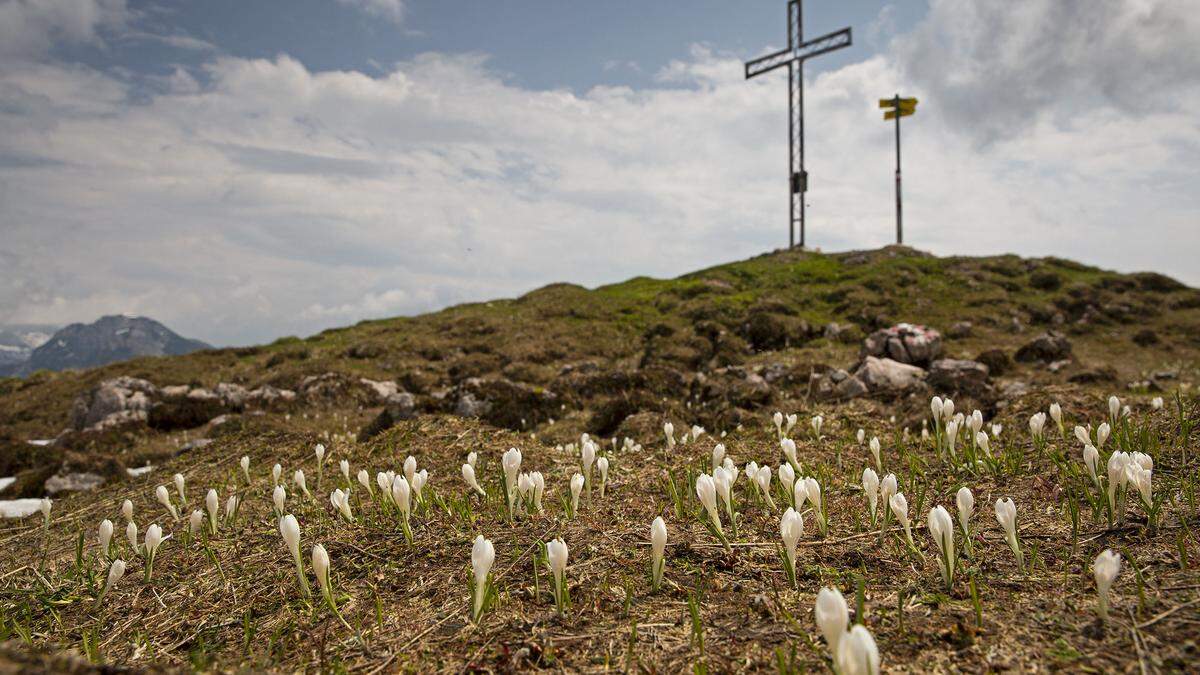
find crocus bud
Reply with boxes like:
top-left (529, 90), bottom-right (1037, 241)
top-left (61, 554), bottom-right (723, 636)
top-left (273, 485), bottom-right (286, 514)
top-left (312, 543), bottom-right (331, 597)
top-left (990, 423), bottom-right (1002, 438)
top-left (711, 444), bottom-right (725, 471)
top-left (471, 535), bottom-right (495, 620)
top-left (581, 442), bottom-right (596, 479)
top-left (377, 471), bottom-right (392, 500)
top-left (570, 473), bottom-right (584, 514)
top-left (98, 519), bottom-right (114, 559)
top-left (145, 523), bottom-right (163, 556)
top-left (1108, 395), bottom-right (1120, 423)
top-left (272, 463), bottom-right (282, 486)
top-left (205, 489), bottom-right (219, 532)
top-left (942, 398), bottom-right (955, 420)
top-left (780, 507), bottom-right (803, 585)
top-left (811, 414), bottom-right (824, 439)
top-left (404, 455), bottom-right (417, 483)
top-left (785, 413), bottom-right (797, 434)
top-left (546, 537), bottom-right (569, 606)
top-left (126, 521), bottom-right (139, 554)
top-left (890, 492), bottom-right (911, 547)
top-left (412, 469), bottom-right (428, 502)
top-left (240, 456), bottom-right (251, 482)
top-left (1151, 396), bottom-right (1164, 410)
top-left (1083, 445), bottom-right (1100, 483)
top-left (781, 438), bottom-right (798, 468)
top-left (773, 411), bottom-right (784, 437)
top-left (695, 474), bottom-right (723, 534)
top-left (357, 469), bottom-right (371, 493)
top-left (793, 478), bottom-right (808, 511)
top-left (597, 456), bottom-right (609, 496)
top-left (1096, 422), bottom-right (1111, 451)
top-left (502, 448), bottom-right (522, 509)
top-left (1093, 549), bottom-right (1121, 620)
top-left (531, 471), bottom-right (545, 511)
top-left (975, 431), bottom-right (990, 456)
top-left (856, 428), bottom-right (865, 445)
top-left (280, 514), bottom-right (301, 558)
top-left (462, 463), bottom-right (486, 496)
top-left (466, 451), bottom-right (477, 468)
top-left (188, 510), bottom-right (203, 540)
top-left (650, 517), bottom-right (668, 590)
top-left (99, 559), bottom-right (126, 605)
top-left (663, 422), bottom-right (675, 448)
top-left (225, 495), bottom-right (239, 523)
top-left (956, 487), bottom-right (974, 537)
top-left (861, 469), bottom-right (879, 521)
top-left (174, 473), bottom-right (186, 503)
top-left (836, 624), bottom-right (880, 675)
top-left (931, 396), bottom-right (943, 420)
top-left (868, 437), bottom-right (881, 471)
top-left (315, 444), bottom-right (326, 464)
top-left (156, 485), bottom-right (179, 521)
top-left (1074, 425), bottom-right (1090, 446)
top-left (815, 586), bottom-right (849, 656)
top-left (928, 505), bottom-right (955, 586)
top-left (779, 463), bottom-right (795, 498)
top-left (754, 466), bottom-right (776, 509)
top-left (121, 499), bottom-right (134, 522)
top-left (994, 498), bottom-right (1022, 570)
top-left (392, 476), bottom-right (411, 520)
top-left (1049, 403), bottom-right (1062, 426)
top-left (339, 459), bottom-right (350, 484)
top-left (331, 489), bottom-right (353, 521)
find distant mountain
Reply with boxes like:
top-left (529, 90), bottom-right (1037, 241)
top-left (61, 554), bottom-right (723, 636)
top-left (2, 316), bottom-right (210, 376)
top-left (0, 324), bottom-right (58, 374)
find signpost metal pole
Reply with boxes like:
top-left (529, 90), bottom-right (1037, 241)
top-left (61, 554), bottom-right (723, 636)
top-left (880, 95), bottom-right (917, 245)
top-left (745, 1), bottom-right (852, 249)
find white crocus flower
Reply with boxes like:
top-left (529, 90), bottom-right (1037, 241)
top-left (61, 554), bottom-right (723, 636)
top-left (805, 477), bottom-right (826, 536)
top-left (773, 411), bottom-right (784, 438)
top-left (330, 489), bottom-right (353, 522)
top-left (890, 492), bottom-right (914, 549)
top-left (1108, 395), bottom-right (1121, 425)
top-left (596, 456), bottom-right (609, 498)
top-left (339, 459), bottom-right (350, 485)
top-left (1096, 422), bottom-right (1111, 451)
top-left (126, 521), bottom-right (140, 556)
top-left (1028, 412), bottom-right (1046, 443)
top-left (664, 422), bottom-right (676, 448)
top-left (1083, 445), bottom-right (1101, 487)
top-left (404, 455), bottom-right (417, 484)
top-left (121, 499), bottom-right (134, 523)
top-left (98, 519), bottom-right (114, 559)
top-left (975, 431), bottom-right (991, 457)
top-left (240, 456), bottom-right (251, 484)
top-left (1126, 463), bottom-right (1153, 511)
top-left (502, 448), bottom-right (522, 512)
top-left (1107, 451), bottom-right (1130, 514)
top-left (815, 586), bottom-right (849, 657)
top-left (928, 505), bottom-right (956, 587)
top-left (392, 476), bottom-right (413, 541)
top-left (581, 442), bottom-right (596, 499)
top-left (650, 517), bottom-right (668, 591)
top-left (471, 535), bottom-right (495, 622)
top-left (779, 463), bottom-right (795, 504)
top-left (1093, 549), bottom-right (1121, 621)
top-left (412, 469), bottom-right (428, 504)
top-left (713, 466), bottom-right (734, 525)
top-left (856, 428), bottom-right (865, 446)
top-left (931, 396), bottom-right (944, 422)
top-left (691, 424), bottom-right (705, 441)
top-left (836, 624), bottom-right (881, 675)
top-left (272, 463), bottom-right (282, 487)
top-left (781, 438), bottom-right (799, 471)
top-left (546, 538), bottom-right (570, 614)
top-left (811, 415), bottom-right (824, 441)
top-left (969, 410), bottom-right (983, 439)
top-left (945, 419), bottom-right (960, 457)
top-left (273, 485), bottom-right (287, 516)
top-left (711, 444), bottom-right (725, 471)
top-left (1151, 396), bottom-right (1164, 410)
top-left (530, 471), bottom-right (545, 511)
top-left (466, 451), bottom-right (478, 468)
top-left (994, 498), bottom-right (1023, 571)
top-left (294, 470), bottom-right (312, 500)
top-left (357, 469), bottom-right (372, 496)
top-left (314, 444), bottom-right (326, 488)
top-left (861, 468), bottom-right (880, 523)
top-left (517, 473), bottom-right (534, 513)
top-left (462, 463), bottom-right (486, 497)
top-left (868, 437), bottom-right (882, 472)
top-left (97, 559), bottom-right (126, 606)
top-left (990, 423), bottom-right (1002, 439)
top-left (570, 473), bottom-right (584, 516)
top-left (156, 485), bottom-right (179, 521)
top-left (143, 523), bottom-right (164, 580)
top-left (785, 413), bottom-right (798, 435)
top-left (224, 494), bottom-right (240, 526)
top-left (205, 489), bottom-right (219, 534)
top-left (755, 466), bottom-right (776, 510)
top-left (174, 473), bottom-right (187, 505)
top-left (188, 510), bottom-right (203, 544)
top-left (279, 514), bottom-right (310, 597)
top-left (1074, 425), bottom-right (1091, 446)
top-left (956, 487), bottom-right (974, 540)
top-left (1049, 402), bottom-right (1063, 437)
top-left (695, 474), bottom-right (723, 536)
top-left (780, 507), bottom-right (804, 587)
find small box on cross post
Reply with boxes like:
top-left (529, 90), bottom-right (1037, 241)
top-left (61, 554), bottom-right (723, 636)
top-left (791, 170), bottom-right (807, 194)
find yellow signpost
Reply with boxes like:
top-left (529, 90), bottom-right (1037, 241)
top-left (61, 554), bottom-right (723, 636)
top-left (880, 95), bottom-right (918, 244)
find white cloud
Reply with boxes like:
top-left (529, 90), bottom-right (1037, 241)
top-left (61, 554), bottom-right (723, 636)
top-left (335, 0), bottom-right (405, 25)
top-left (0, 0), bottom-right (129, 59)
top-left (0, 0), bottom-right (1197, 346)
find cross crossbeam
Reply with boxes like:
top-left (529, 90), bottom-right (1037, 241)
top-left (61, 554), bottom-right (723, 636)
top-left (744, 1), bottom-right (851, 249)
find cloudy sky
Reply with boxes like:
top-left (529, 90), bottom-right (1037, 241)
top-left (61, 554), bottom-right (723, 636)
top-left (1, 0), bottom-right (1197, 346)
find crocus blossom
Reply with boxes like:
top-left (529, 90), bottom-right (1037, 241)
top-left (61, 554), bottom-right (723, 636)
top-left (471, 535), bottom-right (495, 621)
top-left (546, 538), bottom-right (570, 614)
top-left (650, 517), bottom-right (668, 591)
top-left (780, 507), bottom-right (803, 586)
top-left (98, 519), bottom-right (114, 559)
top-left (97, 559), bottom-right (126, 606)
top-left (462, 463), bottom-right (486, 497)
top-left (928, 505), bottom-right (956, 587)
top-left (156, 485), bottom-right (179, 521)
top-left (815, 586), bottom-right (849, 656)
top-left (836, 624), bottom-right (881, 675)
top-left (994, 498), bottom-right (1023, 571)
top-left (1093, 549), bottom-right (1121, 621)
top-left (695, 474), bottom-right (723, 536)
top-left (862, 469), bottom-right (880, 522)
top-left (280, 514), bottom-right (310, 597)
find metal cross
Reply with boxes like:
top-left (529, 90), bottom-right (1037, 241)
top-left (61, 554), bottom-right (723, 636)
top-left (745, 1), bottom-right (851, 249)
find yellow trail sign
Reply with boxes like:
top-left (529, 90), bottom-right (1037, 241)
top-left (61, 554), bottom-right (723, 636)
top-left (879, 97), bottom-right (918, 109)
top-left (883, 109), bottom-right (914, 120)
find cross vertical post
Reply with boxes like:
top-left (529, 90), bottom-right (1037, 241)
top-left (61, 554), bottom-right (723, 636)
top-left (745, 1), bottom-right (852, 249)
top-left (880, 95), bottom-right (918, 245)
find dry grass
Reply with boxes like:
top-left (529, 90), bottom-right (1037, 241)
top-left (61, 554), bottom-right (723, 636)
top-left (1, 390), bottom-right (1197, 672)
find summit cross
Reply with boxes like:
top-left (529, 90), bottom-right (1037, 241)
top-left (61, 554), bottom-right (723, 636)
top-left (745, 1), bottom-right (852, 249)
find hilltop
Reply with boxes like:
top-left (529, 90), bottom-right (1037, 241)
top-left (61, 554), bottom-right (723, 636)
top-left (0, 246), bottom-right (1197, 671)
top-left (0, 316), bottom-right (210, 378)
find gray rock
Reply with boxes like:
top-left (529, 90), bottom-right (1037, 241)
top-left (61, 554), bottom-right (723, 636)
top-left (834, 375), bottom-right (869, 399)
top-left (947, 321), bottom-right (973, 338)
top-left (180, 438), bottom-right (213, 452)
top-left (927, 359), bottom-right (990, 397)
top-left (853, 356), bottom-right (926, 394)
top-left (44, 472), bottom-right (105, 495)
top-left (214, 383), bottom-right (250, 408)
top-left (69, 376), bottom-right (158, 430)
top-left (455, 392), bottom-right (491, 418)
top-left (862, 323), bottom-right (943, 366)
top-left (1014, 331), bottom-right (1072, 363)
top-left (360, 378), bottom-right (400, 402)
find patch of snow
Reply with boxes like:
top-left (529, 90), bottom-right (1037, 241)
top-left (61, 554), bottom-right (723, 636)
top-left (0, 499), bottom-right (43, 518)
top-left (26, 439), bottom-right (54, 446)
top-left (0, 477), bottom-right (14, 493)
top-left (126, 465), bottom-right (154, 477)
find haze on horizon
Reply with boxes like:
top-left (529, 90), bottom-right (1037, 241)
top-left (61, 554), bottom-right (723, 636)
top-left (1, 0), bottom-right (1197, 347)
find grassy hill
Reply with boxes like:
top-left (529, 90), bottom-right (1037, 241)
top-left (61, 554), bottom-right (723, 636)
top-left (0, 246), bottom-right (1197, 671)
